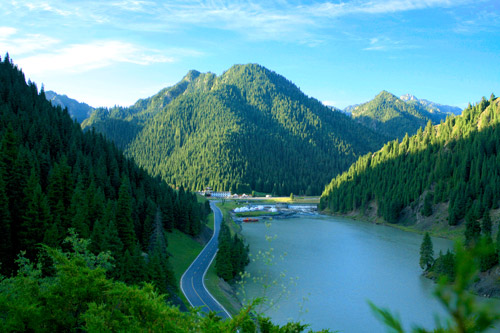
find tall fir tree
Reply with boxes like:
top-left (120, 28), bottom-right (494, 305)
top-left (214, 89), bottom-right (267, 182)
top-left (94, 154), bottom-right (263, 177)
top-left (419, 232), bottom-right (434, 271)
top-left (115, 177), bottom-right (136, 252)
top-left (20, 169), bottom-right (51, 259)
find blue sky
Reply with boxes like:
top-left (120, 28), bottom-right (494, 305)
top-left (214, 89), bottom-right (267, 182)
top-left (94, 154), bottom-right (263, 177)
top-left (0, 0), bottom-right (499, 109)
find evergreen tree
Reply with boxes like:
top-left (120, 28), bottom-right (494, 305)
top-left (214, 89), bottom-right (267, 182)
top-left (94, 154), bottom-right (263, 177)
top-left (464, 214), bottom-right (481, 248)
top-left (481, 211), bottom-right (492, 238)
top-left (419, 232), bottom-right (434, 271)
top-left (421, 192), bottom-right (433, 217)
top-left (115, 178), bottom-right (136, 252)
top-left (20, 169), bottom-right (51, 259)
top-left (0, 172), bottom-right (12, 274)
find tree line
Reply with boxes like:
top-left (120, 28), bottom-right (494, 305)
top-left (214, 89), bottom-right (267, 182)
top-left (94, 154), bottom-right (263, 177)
top-left (215, 219), bottom-right (250, 281)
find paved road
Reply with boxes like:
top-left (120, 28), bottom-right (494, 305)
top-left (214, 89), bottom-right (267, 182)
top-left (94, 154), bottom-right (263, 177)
top-left (180, 201), bottom-right (232, 319)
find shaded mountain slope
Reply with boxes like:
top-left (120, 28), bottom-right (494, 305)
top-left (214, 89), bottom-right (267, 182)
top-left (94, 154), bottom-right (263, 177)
top-left (45, 90), bottom-right (94, 123)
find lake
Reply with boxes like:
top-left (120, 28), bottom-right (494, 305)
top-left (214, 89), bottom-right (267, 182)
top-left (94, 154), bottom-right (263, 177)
top-left (237, 215), bottom-right (455, 332)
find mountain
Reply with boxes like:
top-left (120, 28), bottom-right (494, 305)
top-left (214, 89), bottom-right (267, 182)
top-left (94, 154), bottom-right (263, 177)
top-left (45, 90), bottom-right (94, 123)
top-left (342, 104), bottom-right (360, 113)
top-left (349, 91), bottom-right (449, 140)
top-left (84, 64), bottom-right (388, 195)
top-left (320, 93), bottom-right (499, 229)
top-left (400, 93), bottom-right (462, 115)
top-left (0, 54), bottom-right (210, 302)
top-left (81, 70), bottom-right (203, 149)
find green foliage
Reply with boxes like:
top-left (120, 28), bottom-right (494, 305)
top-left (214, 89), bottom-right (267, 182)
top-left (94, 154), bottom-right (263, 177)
top-left (86, 64), bottom-right (386, 196)
top-left (421, 192), bottom-right (433, 217)
top-left (0, 232), bottom-right (327, 332)
top-left (216, 220), bottom-right (250, 281)
top-left (464, 215), bottom-right (481, 248)
top-left (430, 250), bottom-right (456, 281)
top-left (419, 232), bottom-right (434, 271)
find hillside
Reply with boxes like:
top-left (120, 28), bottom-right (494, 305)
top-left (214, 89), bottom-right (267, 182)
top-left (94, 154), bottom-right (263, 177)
top-left (0, 55), bottom-right (209, 301)
top-left (125, 64), bottom-right (387, 195)
top-left (320, 94), bottom-right (500, 231)
top-left (350, 91), bottom-right (449, 140)
top-left (45, 90), bottom-right (94, 123)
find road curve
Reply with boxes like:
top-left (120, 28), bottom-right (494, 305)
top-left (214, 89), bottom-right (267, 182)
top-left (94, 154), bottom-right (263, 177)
top-left (180, 201), bottom-right (232, 319)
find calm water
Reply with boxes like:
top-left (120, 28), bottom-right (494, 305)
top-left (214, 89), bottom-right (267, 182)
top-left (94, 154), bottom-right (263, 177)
top-left (238, 215), bottom-right (455, 332)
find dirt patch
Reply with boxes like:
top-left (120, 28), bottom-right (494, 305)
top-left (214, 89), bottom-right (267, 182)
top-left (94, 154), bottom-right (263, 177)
top-left (217, 278), bottom-right (243, 313)
top-left (195, 225), bottom-right (213, 246)
top-left (472, 266), bottom-right (500, 298)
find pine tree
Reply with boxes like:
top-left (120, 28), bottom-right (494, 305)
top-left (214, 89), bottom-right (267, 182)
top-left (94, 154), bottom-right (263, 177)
top-left (0, 172), bottom-right (12, 273)
top-left (20, 169), bottom-right (51, 259)
top-left (115, 177), bottom-right (136, 252)
top-left (47, 157), bottom-right (73, 229)
top-left (481, 211), bottom-right (492, 238)
top-left (419, 232), bottom-right (434, 271)
top-left (421, 192), bottom-right (433, 217)
top-left (464, 214), bottom-right (481, 248)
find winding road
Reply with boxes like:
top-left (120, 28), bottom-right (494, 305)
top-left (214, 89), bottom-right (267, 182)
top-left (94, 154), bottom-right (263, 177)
top-left (180, 201), bottom-right (232, 319)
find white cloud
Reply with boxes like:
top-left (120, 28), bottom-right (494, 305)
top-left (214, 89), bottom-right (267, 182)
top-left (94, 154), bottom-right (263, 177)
top-left (22, 0), bottom-right (72, 16)
top-left (0, 28), bottom-right (60, 55)
top-left (3, 0), bottom-right (478, 45)
top-left (17, 41), bottom-right (175, 75)
top-left (363, 36), bottom-right (418, 51)
top-left (111, 0), bottom-right (155, 12)
top-left (308, 0), bottom-right (470, 17)
top-left (322, 100), bottom-right (338, 107)
top-left (0, 26), bottom-right (17, 38)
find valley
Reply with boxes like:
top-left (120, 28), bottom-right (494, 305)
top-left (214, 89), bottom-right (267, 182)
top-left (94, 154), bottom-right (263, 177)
top-left (1, 53), bottom-right (499, 332)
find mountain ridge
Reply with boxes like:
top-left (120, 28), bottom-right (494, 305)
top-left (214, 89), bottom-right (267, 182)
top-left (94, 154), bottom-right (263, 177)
top-left (45, 90), bottom-right (94, 123)
top-left (84, 63), bottom-right (388, 195)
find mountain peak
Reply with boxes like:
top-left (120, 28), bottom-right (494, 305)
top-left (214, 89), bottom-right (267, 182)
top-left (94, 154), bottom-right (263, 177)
top-left (400, 93), bottom-right (418, 101)
top-left (183, 70), bottom-right (201, 82)
top-left (375, 90), bottom-right (399, 100)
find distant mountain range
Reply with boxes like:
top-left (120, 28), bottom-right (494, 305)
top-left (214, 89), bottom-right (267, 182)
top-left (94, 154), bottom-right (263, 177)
top-left (45, 91), bottom-right (94, 123)
top-left (344, 91), bottom-right (460, 140)
top-left (400, 94), bottom-right (462, 115)
top-left (82, 64), bottom-right (388, 195)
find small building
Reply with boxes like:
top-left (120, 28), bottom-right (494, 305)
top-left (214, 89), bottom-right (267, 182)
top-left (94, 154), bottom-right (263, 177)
top-left (211, 191), bottom-right (231, 198)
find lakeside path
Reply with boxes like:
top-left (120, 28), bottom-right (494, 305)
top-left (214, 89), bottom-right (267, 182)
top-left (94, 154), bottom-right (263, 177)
top-left (180, 201), bottom-right (232, 319)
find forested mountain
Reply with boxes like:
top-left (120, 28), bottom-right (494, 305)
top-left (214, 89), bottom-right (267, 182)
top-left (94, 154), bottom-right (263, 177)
top-left (400, 93), bottom-right (462, 116)
top-left (350, 91), bottom-right (449, 140)
top-left (86, 64), bottom-right (387, 195)
top-left (45, 90), bottom-right (94, 123)
top-left (320, 94), bottom-right (500, 230)
top-left (81, 70), bottom-right (202, 149)
top-left (0, 54), bottom-right (210, 301)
